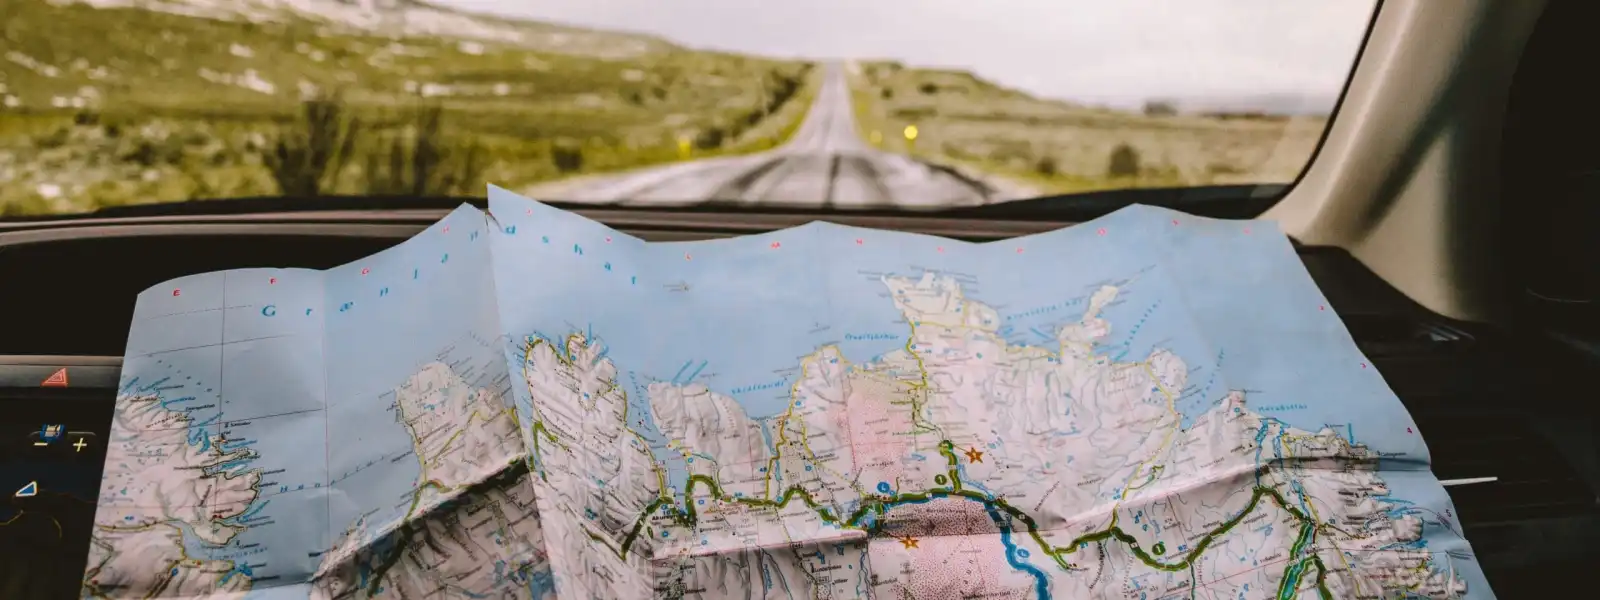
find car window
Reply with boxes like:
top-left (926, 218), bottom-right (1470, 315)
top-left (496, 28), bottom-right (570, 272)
top-left (0, 0), bottom-right (1377, 217)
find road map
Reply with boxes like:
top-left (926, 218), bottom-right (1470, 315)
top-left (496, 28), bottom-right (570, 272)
top-left (84, 186), bottom-right (1493, 599)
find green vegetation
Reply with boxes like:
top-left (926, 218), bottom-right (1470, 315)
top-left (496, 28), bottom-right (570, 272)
top-left (847, 61), bottom-right (1329, 196)
top-left (0, 0), bottom-right (817, 215)
top-left (262, 96), bottom-right (361, 197)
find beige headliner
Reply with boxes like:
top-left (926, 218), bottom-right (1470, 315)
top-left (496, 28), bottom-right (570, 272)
top-left (1265, 0), bottom-right (1546, 323)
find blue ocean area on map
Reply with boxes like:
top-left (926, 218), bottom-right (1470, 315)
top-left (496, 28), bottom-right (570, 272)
top-left (88, 184), bottom-right (1493, 599)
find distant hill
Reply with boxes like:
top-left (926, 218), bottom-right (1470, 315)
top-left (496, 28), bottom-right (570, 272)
top-left (1166, 93), bottom-right (1339, 118)
top-left (854, 61), bottom-right (1334, 119)
top-left (847, 59), bottom-right (1330, 196)
top-left (0, 0), bottom-right (820, 215)
top-left (0, 0), bottom-right (769, 113)
top-left (40, 0), bottom-right (677, 57)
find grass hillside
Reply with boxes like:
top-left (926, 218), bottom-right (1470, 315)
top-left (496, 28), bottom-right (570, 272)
top-left (847, 61), bottom-right (1328, 196)
top-left (0, 0), bottom-right (817, 215)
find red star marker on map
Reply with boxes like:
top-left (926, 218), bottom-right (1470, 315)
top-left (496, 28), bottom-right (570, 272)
top-left (965, 447), bottom-right (984, 463)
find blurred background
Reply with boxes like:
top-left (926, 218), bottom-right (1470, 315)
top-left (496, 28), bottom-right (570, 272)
top-left (0, 0), bottom-right (1375, 215)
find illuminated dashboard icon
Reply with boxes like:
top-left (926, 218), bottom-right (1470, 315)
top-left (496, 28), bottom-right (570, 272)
top-left (67, 432), bottom-right (95, 453)
top-left (40, 367), bottom-right (68, 388)
top-left (34, 424), bottom-right (63, 446)
top-left (14, 481), bottom-right (37, 498)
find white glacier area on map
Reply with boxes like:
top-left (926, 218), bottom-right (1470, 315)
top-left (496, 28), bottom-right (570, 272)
top-left (83, 185), bottom-right (1493, 599)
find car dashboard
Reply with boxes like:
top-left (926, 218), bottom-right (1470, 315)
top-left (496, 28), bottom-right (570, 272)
top-left (0, 207), bottom-right (1593, 598)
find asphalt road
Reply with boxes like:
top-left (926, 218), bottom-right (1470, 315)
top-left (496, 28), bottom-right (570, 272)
top-left (526, 63), bottom-right (1017, 208)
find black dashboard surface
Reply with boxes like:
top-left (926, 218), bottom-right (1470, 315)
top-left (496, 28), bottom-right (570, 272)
top-left (0, 212), bottom-right (1593, 598)
top-left (0, 385), bottom-right (110, 599)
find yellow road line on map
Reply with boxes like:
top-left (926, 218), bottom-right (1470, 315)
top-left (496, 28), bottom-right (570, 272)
top-left (1108, 361), bottom-right (1182, 529)
top-left (526, 336), bottom-right (669, 497)
top-left (1278, 442), bottom-right (1368, 598)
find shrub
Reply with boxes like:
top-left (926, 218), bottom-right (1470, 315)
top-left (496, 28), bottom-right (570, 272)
top-left (35, 127), bottom-right (70, 150)
top-left (1034, 155), bottom-right (1059, 176)
top-left (263, 95), bottom-right (359, 196)
top-left (693, 126), bottom-right (725, 150)
top-left (1142, 100), bottom-right (1179, 117)
top-left (550, 140), bottom-right (584, 173)
top-left (364, 103), bottom-right (488, 197)
top-left (123, 138), bottom-right (184, 167)
top-left (1108, 143), bottom-right (1141, 178)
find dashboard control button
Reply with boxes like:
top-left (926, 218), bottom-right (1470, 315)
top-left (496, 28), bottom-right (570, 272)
top-left (40, 368), bottom-right (68, 388)
top-left (66, 431), bottom-right (95, 453)
top-left (34, 424), bottom-right (62, 446)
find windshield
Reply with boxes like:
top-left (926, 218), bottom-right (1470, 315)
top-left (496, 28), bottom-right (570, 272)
top-left (0, 0), bottom-right (1376, 217)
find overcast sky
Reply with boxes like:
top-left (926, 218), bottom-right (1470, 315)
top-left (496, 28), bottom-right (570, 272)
top-left (435, 0), bottom-right (1377, 111)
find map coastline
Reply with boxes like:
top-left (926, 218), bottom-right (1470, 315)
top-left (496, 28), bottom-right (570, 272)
top-left (82, 187), bottom-right (1490, 599)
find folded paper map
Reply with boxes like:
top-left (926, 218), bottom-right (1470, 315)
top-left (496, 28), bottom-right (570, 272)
top-left (83, 186), bottom-right (1490, 599)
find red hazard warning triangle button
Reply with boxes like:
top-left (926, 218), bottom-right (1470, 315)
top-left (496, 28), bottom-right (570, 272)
top-left (41, 368), bottom-right (68, 388)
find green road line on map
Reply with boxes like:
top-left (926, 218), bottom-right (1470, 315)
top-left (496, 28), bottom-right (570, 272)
top-left (526, 421), bottom-right (562, 481)
top-left (1275, 555), bottom-right (1334, 600)
top-left (1312, 556), bottom-right (1333, 600)
top-left (900, 323), bottom-right (945, 437)
top-left (530, 327), bottom-right (1336, 591)
top-left (614, 439), bottom-right (1331, 586)
top-left (1274, 521), bottom-right (1333, 600)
